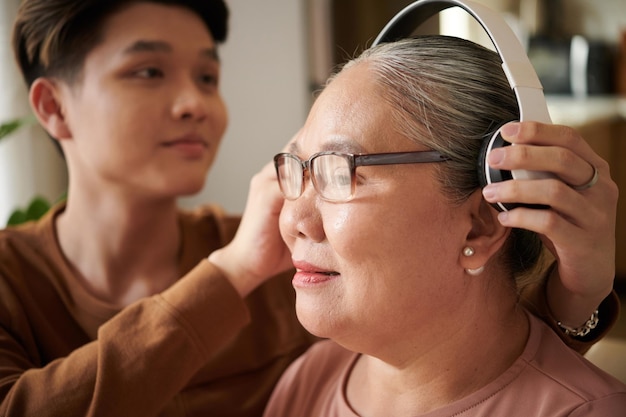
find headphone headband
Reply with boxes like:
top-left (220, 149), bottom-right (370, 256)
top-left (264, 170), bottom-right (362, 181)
top-left (372, 0), bottom-right (551, 124)
top-left (371, 0), bottom-right (553, 211)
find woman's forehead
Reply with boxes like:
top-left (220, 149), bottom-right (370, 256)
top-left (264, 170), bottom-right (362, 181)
top-left (288, 135), bottom-right (368, 156)
top-left (299, 69), bottom-right (395, 148)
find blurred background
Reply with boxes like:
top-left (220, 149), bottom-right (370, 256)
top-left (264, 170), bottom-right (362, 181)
top-left (5, 0), bottom-right (623, 276)
top-left (1, 0), bottom-right (624, 213)
top-left (0, 0), bottom-right (625, 264)
top-left (0, 0), bottom-right (624, 382)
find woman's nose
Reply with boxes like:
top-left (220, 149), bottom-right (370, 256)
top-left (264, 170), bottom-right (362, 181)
top-left (280, 186), bottom-right (326, 243)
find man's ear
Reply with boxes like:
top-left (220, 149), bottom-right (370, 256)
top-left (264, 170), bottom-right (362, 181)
top-left (459, 190), bottom-right (510, 272)
top-left (29, 77), bottom-right (72, 140)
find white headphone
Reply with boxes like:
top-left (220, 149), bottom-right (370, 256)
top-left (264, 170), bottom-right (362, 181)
top-left (372, 0), bottom-right (552, 212)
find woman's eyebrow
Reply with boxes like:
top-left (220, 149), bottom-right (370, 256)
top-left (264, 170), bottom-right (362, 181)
top-left (320, 136), bottom-right (367, 153)
top-left (287, 136), bottom-right (366, 155)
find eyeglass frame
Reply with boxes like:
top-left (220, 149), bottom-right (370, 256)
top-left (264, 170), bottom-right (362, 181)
top-left (273, 150), bottom-right (450, 202)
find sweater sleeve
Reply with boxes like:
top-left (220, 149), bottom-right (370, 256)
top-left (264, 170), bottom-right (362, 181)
top-left (0, 260), bottom-right (249, 417)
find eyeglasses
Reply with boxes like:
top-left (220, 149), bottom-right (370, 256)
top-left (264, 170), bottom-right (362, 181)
top-left (273, 150), bottom-right (449, 202)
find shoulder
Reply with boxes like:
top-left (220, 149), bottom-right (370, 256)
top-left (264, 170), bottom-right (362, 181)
top-left (0, 204), bottom-right (61, 274)
top-left (265, 340), bottom-right (356, 416)
top-left (178, 204), bottom-right (241, 244)
top-left (441, 312), bottom-right (626, 416)
top-left (0, 206), bottom-right (69, 347)
top-left (514, 312), bottom-right (626, 414)
top-left (177, 204), bottom-right (243, 272)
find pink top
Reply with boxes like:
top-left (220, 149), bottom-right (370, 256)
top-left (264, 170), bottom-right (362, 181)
top-left (265, 311), bottom-right (626, 416)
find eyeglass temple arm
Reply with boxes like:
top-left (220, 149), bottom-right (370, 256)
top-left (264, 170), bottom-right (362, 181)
top-left (355, 151), bottom-right (449, 166)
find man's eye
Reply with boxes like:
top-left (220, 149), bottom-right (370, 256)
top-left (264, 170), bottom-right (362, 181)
top-left (200, 74), bottom-right (218, 86)
top-left (136, 68), bottom-right (163, 78)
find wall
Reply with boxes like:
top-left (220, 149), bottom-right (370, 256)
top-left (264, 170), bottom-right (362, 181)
top-left (544, 0), bottom-right (625, 43)
top-left (179, 0), bottom-right (310, 213)
top-left (0, 0), bottom-right (309, 223)
top-left (487, 0), bottom-right (626, 44)
top-left (436, 0), bottom-right (626, 50)
top-left (2, 0), bottom-right (622, 219)
top-left (0, 0), bottom-right (67, 224)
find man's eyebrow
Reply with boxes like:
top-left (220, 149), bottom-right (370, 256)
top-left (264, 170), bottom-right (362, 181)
top-left (123, 40), bottom-right (173, 54)
top-left (122, 40), bottom-right (220, 62)
top-left (201, 48), bottom-right (220, 62)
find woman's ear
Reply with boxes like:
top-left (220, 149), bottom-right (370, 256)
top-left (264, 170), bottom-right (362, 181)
top-left (459, 190), bottom-right (510, 272)
top-left (29, 77), bottom-right (72, 141)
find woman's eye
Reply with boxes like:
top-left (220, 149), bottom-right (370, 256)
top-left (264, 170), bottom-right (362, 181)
top-left (332, 168), bottom-right (352, 187)
top-left (135, 67), bottom-right (163, 78)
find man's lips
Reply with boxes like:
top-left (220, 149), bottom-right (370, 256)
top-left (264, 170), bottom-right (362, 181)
top-left (163, 134), bottom-right (208, 147)
top-left (162, 135), bottom-right (208, 157)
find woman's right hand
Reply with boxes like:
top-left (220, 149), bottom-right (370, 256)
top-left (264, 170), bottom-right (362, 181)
top-left (481, 121), bottom-right (618, 327)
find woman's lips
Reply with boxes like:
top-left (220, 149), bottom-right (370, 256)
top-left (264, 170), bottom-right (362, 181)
top-left (292, 261), bottom-right (339, 287)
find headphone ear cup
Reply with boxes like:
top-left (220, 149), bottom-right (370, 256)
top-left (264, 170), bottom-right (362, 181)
top-left (478, 128), bottom-right (512, 187)
top-left (478, 125), bottom-right (550, 212)
top-left (478, 126), bottom-right (517, 212)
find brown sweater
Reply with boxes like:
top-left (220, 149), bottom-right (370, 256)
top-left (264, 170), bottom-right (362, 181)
top-left (0, 204), bottom-right (618, 416)
top-left (0, 204), bottom-right (315, 416)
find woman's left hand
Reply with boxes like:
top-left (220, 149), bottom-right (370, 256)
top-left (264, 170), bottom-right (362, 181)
top-left (481, 121), bottom-right (618, 327)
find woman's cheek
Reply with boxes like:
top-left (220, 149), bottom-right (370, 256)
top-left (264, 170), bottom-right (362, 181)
top-left (324, 204), bottom-right (370, 257)
top-left (330, 205), bottom-right (351, 233)
top-left (278, 207), bottom-right (295, 249)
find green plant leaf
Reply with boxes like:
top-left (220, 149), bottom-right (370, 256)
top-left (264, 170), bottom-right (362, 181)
top-left (7, 210), bottom-right (28, 226)
top-left (6, 195), bottom-right (53, 226)
top-left (26, 196), bottom-right (51, 220)
top-left (0, 120), bottom-right (23, 139)
top-left (0, 116), bottom-right (36, 140)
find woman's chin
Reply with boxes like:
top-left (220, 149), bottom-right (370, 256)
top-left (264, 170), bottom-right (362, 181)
top-left (295, 300), bottom-right (342, 339)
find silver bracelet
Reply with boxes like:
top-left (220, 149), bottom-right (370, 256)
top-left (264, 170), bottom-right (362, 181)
top-left (556, 309), bottom-right (599, 338)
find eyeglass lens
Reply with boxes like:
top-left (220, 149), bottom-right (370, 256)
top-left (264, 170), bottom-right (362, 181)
top-left (275, 150), bottom-right (448, 202)
top-left (275, 153), bottom-right (354, 202)
top-left (276, 155), bottom-right (304, 199)
top-left (311, 154), bottom-right (353, 201)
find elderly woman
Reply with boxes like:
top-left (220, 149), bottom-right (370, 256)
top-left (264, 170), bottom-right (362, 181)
top-left (263, 36), bottom-right (626, 416)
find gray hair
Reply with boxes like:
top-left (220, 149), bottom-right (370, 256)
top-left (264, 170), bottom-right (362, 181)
top-left (333, 35), bottom-right (544, 287)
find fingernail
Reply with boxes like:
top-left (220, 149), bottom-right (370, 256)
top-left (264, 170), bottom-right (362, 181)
top-left (501, 122), bottom-right (520, 137)
top-left (497, 211), bottom-right (509, 224)
top-left (488, 148), bottom-right (504, 166)
top-left (482, 185), bottom-right (497, 200)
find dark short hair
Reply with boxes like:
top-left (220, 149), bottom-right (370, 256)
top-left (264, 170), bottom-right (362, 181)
top-left (12, 0), bottom-right (229, 87)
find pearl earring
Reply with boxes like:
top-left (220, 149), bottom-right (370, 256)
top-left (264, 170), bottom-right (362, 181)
top-left (462, 247), bottom-right (484, 275)
top-left (465, 266), bottom-right (485, 276)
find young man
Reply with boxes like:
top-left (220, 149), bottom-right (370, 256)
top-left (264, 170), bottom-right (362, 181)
top-left (0, 0), bottom-right (619, 416)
